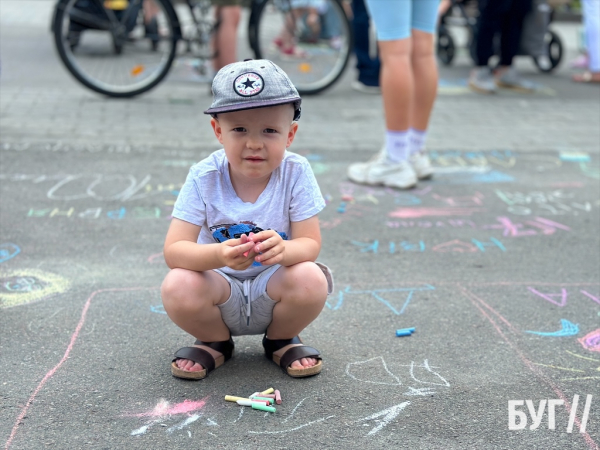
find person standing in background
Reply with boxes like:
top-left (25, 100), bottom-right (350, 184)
top-left (468, 0), bottom-right (535, 93)
top-left (351, 0), bottom-right (381, 94)
top-left (572, 0), bottom-right (600, 84)
top-left (211, 0), bottom-right (245, 73)
top-left (347, 0), bottom-right (438, 189)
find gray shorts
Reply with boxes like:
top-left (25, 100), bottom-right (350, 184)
top-left (215, 262), bottom-right (334, 336)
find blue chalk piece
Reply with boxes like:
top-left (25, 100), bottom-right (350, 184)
top-left (396, 329), bottom-right (413, 337)
top-left (396, 327), bottom-right (415, 334)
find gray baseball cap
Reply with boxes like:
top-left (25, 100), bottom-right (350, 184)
top-left (204, 59), bottom-right (302, 121)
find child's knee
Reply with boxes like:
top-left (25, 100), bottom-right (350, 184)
top-left (161, 269), bottom-right (207, 312)
top-left (292, 262), bottom-right (329, 301)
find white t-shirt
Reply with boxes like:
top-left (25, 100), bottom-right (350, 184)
top-left (172, 149), bottom-right (325, 279)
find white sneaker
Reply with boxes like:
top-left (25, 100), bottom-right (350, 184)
top-left (410, 151), bottom-right (434, 179)
top-left (348, 151), bottom-right (417, 189)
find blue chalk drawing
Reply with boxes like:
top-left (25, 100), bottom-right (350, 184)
top-left (432, 170), bottom-right (514, 184)
top-left (525, 319), bottom-right (579, 337)
top-left (326, 284), bottom-right (435, 315)
top-left (0, 243), bottom-right (21, 263)
top-left (150, 304), bottom-right (167, 314)
top-left (559, 152), bottom-right (590, 162)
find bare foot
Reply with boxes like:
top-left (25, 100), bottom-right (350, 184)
top-left (175, 344), bottom-right (224, 373)
top-left (289, 357), bottom-right (318, 370)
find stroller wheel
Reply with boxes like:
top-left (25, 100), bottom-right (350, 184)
top-left (533, 30), bottom-right (563, 73)
top-left (437, 26), bottom-right (455, 66)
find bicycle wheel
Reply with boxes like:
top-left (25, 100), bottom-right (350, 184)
top-left (249, 0), bottom-right (352, 95)
top-left (52, 0), bottom-right (181, 97)
top-left (436, 25), bottom-right (455, 66)
top-left (533, 30), bottom-right (563, 73)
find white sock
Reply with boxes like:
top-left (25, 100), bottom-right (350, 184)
top-left (409, 128), bottom-right (427, 156)
top-left (385, 130), bottom-right (410, 163)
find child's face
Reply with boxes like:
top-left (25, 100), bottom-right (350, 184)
top-left (211, 104), bottom-right (298, 183)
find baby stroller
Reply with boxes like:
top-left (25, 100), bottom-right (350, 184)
top-left (437, 0), bottom-right (564, 72)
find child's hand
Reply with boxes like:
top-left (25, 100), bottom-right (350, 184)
top-left (219, 236), bottom-right (255, 270)
top-left (250, 230), bottom-right (285, 265)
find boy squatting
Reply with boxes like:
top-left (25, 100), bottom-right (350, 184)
top-left (161, 59), bottom-right (334, 380)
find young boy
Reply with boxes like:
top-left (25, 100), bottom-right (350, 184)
top-left (161, 59), bottom-right (333, 380)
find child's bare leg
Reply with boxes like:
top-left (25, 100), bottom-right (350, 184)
top-left (161, 268), bottom-right (231, 372)
top-left (266, 262), bottom-right (328, 369)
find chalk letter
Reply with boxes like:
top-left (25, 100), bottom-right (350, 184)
top-left (132, 206), bottom-right (161, 219)
top-left (525, 400), bottom-right (546, 430)
top-left (50, 207), bottom-right (74, 217)
top-left (107, 207), bottom-right (126, 220)
top-left (472, 238), bottom-right (506, 252)
top-left (566, 394), bottom-right (579, 433)
top-left (27, 208), bottom-right (51, 217)
top-left (78, 208), bottom-right (102, 219)
top-left (350, 240), bottom-right (379, 253)
top-left (547, 399), bottom-right (564, 430)
top-left (580, 395), bottom-right (593, 433)
top-left (508, 401), bottom-right (527, 430)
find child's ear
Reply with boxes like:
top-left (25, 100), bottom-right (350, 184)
top-left (210, 117), bottom-right (224, 144)
top-left (286, 122), bottom-right (299, 148)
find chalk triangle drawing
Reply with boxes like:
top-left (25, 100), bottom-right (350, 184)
top-left (527, 287), bottom-right (568, 307)
top-left (345, 356), bottom-right (402, 385)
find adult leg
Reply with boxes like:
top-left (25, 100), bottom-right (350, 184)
top-left (212, 6), bottom-right (242, 72)
top-left (409, 0), bottom-right (439, 132)
top-left (497, 0), bottom-right (531, 67)
top-left (266, 262), bottom-right (328, 369)
top-left (352, 0), bottom-right (380, 87)
top-left (346, 0), bottom-right (417, 189)
top-left (469, 0), bottom-right (504, 93)
top-left (162, 268), bottom-right (232, 372)
top-left (574, 0), bottom-right (600, 82)
top-left (494, 0), bottom-right (535, 91)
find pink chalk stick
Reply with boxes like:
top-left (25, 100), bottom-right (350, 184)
top-left (261, 394), bottom-right (276, 398)
top-left (274, 389), bottom-right (282, 405)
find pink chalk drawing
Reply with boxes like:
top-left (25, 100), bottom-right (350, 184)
top-left (126, 398), bottom-right (207, 418)
top-left (528, 287), bottom-right (568, 307)
top-left (578, 329), bottom-right (600, 353)
top-left (388, 207), bottom-right (484, 219)
top-left (580, 290), bottom-right (600, 305)
top-left (482, 217), bottom-right (570, 237)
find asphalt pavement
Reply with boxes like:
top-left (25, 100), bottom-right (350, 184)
top-left (1, 2), bottom-right (599, 449)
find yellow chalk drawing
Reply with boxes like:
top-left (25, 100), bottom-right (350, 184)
top-left (0, 269), bottom-right (70, 308)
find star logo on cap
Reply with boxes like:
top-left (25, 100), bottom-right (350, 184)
top-left (233, 72), bottom-right (264, 97)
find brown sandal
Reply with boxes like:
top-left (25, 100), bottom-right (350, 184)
top-left (263, 335), bottom-right (322, 378)
top-left (171, 338), bottom-right (234, 380)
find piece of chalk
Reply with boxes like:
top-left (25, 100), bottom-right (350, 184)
top-left (274, 389), bottom-right (282, 405)
top-left (260, 394), bottom-right (276, 398)
top-left (396, 329), bottom-right (413, 337)
top-left (237, 399), bottom-right (269, 407)
top-left (250, 396), bottom-right (274, 404)
top-left (252, 403), bottom-right (276, 413)
top-left (396, 327), bottom-right (416, 334)
top-left (225, 395), bottom-right (249, 402)
top-left (260, 387), bottom-right (275, 395)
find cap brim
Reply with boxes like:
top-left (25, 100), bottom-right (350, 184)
top-left (204, 97), bottom-right (301, 115)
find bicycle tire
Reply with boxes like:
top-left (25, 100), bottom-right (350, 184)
top-left (52, 0), bottom-right (182, 98)
top-left (533, 30), bottom-right (562, 73)
top-left (436, 26), bottom-right (455, 66)
top-left (248, 0), bottom-right (352, 96)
